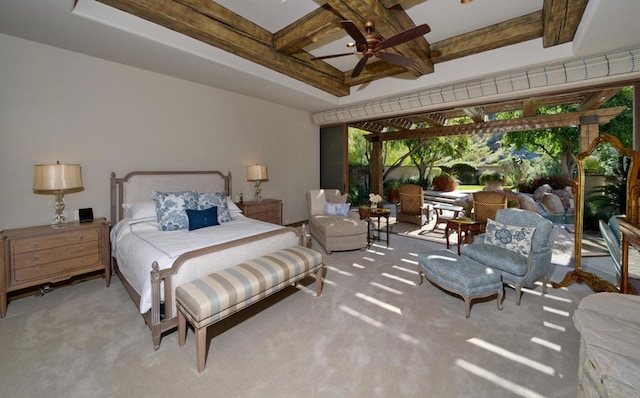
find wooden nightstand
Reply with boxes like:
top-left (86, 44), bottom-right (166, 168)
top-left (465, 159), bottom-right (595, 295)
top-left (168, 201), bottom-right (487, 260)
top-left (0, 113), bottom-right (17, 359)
top-left (236, 199), bottom-right (282, 225)
top-left (0, 218), bottom-right (110, 318)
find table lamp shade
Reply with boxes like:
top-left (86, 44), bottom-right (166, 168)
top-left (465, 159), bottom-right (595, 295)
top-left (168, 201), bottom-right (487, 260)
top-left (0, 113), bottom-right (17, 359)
top-left (247, 165), bottom-right (268, 181)
top-left (33, 163), bottom-right (83, 192)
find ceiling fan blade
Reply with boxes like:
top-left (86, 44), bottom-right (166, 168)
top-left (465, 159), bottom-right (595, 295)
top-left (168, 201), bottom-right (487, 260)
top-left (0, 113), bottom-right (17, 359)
top-left (351, 56), bottom-right (369, 78)
top-left (310, 52), bottom-right (356, 61)
top-left (376, 51), bottom-right (416, 68)
top-left (340, 20), bottom-right (367, 51)
top-left (376, 24), bottom-right (431, 50)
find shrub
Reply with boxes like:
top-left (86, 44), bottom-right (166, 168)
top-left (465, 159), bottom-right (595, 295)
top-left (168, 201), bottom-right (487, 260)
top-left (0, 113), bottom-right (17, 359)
top-left (431, 172), bottom-right (457, 192)
top-left (450, 163), bottom-right (478, 184)
top-left (517, 174), bottom-right (572, 193)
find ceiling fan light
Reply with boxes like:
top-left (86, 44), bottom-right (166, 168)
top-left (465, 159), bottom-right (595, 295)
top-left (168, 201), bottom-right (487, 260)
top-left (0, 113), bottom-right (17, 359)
top-left (461, 0), bottom-right (473, 3)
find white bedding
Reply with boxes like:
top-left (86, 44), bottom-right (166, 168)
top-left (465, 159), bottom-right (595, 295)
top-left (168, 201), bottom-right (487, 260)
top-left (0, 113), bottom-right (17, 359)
top-left (111, 214), bottom-right (284, 313)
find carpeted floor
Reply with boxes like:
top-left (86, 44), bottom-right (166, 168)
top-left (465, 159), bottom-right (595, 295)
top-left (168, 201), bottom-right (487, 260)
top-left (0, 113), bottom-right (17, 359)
top-left (0, 234), bottom-right (603, 398)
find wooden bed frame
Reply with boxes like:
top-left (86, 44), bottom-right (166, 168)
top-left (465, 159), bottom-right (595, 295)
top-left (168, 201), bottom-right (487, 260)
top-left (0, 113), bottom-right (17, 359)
top-left (110, 171), bottom-right (301, 350)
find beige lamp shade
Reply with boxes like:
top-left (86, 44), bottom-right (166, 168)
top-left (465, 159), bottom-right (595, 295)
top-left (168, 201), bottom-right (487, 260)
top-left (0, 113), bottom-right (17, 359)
top-left (33, 162), bottom-right (84, 192)
top-left (247, 165), bottom-right (268, 181)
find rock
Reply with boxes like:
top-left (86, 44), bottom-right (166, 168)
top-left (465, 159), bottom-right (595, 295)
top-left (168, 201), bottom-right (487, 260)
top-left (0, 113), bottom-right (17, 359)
top-left (553, 186), bottom-right (574, 210)
top-left (533, 184), bottom-right (553, 202)
top-left (540, 193), bottom-right (565, 214)
top-left (516, 193), bottom-right (540, 213)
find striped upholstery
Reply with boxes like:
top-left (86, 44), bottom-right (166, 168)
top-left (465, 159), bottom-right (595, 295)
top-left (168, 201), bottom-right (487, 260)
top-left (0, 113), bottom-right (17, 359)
top-left (176, 246), bottom-right (323, 329)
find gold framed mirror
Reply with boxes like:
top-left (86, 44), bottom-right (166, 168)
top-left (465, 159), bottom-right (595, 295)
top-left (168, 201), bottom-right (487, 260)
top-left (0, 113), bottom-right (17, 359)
top-left (553, 133), bottom-right (640, 293)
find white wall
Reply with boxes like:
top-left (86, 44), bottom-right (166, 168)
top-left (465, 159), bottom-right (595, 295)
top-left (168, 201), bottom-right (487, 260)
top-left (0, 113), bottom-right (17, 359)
top-left (0, 33), bottom-right (319, 230)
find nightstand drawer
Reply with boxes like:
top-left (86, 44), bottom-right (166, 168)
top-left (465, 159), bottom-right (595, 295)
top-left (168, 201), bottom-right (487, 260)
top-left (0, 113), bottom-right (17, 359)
top-left (13, 253), bottom-right (102, 283)
top-left (13, 241), bottom-right (100, 269)
top-left (10, 229), bottom-right (99, 254)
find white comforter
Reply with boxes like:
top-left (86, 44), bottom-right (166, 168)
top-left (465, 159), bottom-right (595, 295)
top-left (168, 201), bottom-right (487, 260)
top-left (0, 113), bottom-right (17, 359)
top-left (111, 214), bottom-right (284, 313)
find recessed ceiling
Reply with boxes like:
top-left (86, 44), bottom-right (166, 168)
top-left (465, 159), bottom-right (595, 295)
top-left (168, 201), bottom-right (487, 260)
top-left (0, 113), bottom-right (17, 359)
top-left (1, 0), bottom-right (639, 114)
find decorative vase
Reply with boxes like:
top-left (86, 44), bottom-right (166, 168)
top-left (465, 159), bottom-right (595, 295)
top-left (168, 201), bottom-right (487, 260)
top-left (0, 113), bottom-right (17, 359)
top-left (370, 203), bottom-right (378, 211)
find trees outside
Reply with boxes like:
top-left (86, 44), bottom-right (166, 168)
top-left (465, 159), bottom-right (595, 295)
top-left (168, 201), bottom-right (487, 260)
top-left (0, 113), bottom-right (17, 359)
top-left (500, 87), bottom-right (634, 181)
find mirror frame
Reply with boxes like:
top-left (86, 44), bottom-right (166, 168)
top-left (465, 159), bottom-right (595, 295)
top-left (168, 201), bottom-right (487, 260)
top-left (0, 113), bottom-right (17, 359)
top-left (553, 133), bottom-right (640, 292)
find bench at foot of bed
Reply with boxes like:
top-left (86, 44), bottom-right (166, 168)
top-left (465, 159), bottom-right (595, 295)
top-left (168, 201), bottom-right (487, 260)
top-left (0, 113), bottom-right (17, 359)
top-left (175, 246), bottom-right (324, 372)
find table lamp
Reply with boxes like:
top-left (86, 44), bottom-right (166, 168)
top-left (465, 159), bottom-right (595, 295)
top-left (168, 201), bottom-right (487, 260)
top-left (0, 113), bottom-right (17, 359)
top-left (33, 161), bottom-right (84, 226)
top-left (247, 164), bottom-right (268, 202)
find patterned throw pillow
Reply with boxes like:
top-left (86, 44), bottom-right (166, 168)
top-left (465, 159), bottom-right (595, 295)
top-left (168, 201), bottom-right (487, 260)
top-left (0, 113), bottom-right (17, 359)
top-left (198, 192), bottom-right (231, 223)
top-left (152, 191), bottom-right (198, 231)
top-left (323, 202), bottom-right (350, 217)
top-left (186, 207), bottom-right (219, 231)
top-left (485, 219), bottom-right (536, 257)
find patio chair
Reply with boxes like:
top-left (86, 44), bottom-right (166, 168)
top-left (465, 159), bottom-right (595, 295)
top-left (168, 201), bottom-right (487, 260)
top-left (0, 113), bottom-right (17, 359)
top-left (471, 191), bottom-right (508, 231)
top-left (396, 184), bottom-right (430, 226)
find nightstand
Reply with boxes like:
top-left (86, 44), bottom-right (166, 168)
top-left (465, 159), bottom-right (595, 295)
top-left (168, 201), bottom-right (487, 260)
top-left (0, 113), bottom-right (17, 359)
top-left (0, 218), bottom-right (110, 317)
top-left (236, 199), bottom-right (282, 225)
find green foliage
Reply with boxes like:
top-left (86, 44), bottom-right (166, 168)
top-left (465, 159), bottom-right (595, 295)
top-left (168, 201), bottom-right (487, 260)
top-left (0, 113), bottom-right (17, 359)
top-left (600, 86), bottom-right (634, 148)
top-left (582, 156), bottom-right (606, 175)
top-left (478, 171), bottom-right (506, 185)
top-left (431, 172), bottom-right (457, 192)
top-left (450, 162), bottom-right (478, 184)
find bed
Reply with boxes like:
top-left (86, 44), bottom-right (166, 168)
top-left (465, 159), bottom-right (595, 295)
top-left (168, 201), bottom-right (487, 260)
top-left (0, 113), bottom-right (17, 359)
top-left (110, 170), bottom-right (301, 349)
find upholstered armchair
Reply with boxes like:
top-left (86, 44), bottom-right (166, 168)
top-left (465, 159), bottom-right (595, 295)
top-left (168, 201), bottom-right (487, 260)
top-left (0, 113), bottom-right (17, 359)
top-left (396, 184), bottom-right (430, 226)
top-left (306, 189), bottom-right (367, 254)
top-left (460, 208), bottom-right (557, 304)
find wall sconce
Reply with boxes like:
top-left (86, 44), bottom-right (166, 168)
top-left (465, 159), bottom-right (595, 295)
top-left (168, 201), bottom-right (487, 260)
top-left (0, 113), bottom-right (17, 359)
top-left (247, 164), bottom-right (268, 202)
top-left (33, 161), bottom-right (84, 227)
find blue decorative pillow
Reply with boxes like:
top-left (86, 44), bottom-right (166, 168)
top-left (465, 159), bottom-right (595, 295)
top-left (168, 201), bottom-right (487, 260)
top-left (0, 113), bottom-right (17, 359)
top-left (323, 202), bottom-right (350, 217)
top-left (152, 191), bottom-right (198, 231)
top-left (186, 207), bottom-right (219, 231)
top-left (485, 219), bottom-right (536, 257)
top-left (198, 192), bottom-right (231, 223)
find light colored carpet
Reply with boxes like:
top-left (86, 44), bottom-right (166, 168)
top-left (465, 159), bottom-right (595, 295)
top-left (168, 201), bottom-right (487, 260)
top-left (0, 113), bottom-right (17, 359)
top-left (0, 234), bottom-right (602, 398)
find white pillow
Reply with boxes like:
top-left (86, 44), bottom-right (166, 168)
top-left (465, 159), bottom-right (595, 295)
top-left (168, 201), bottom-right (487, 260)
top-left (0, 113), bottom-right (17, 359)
top-left (122, 202), bottom-right (157, 224)
top-left (227, 196), bottom-right (242, 214)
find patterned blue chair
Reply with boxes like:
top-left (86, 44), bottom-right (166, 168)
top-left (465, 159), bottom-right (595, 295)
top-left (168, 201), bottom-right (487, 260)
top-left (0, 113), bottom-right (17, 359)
top-left (461, 208), bottom-right (557, 304)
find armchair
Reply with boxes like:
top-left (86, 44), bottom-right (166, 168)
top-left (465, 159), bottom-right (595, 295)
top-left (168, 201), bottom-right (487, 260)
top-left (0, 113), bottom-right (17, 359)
top-left (396, 184), bottom-right (430, 226)
top-left (471, 191), bottom-right (508, 231)
top-left (460, 208), bottom-right (557, 304)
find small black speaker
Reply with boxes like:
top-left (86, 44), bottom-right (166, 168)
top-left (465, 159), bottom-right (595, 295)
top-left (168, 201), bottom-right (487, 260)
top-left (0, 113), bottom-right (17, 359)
top-left (79, 208), bottom-right (94, 223)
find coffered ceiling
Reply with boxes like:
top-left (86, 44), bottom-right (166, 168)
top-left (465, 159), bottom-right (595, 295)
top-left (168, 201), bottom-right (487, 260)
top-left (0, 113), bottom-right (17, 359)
top-left (1, 0), bottom-right (640, 115)
top-left (96, 0), bottom-right (589, 98)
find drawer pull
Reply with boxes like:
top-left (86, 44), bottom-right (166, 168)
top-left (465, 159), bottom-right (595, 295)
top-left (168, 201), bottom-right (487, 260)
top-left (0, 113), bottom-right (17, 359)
top-left (32, 254), bottom-right (40, 260)
top-left (34, 267), bottom-right (40, 274)
top-left (33, 242), bottom-right (39, 248)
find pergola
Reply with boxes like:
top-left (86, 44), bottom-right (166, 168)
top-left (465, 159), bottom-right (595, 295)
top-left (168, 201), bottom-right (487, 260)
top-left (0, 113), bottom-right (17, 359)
top-left (353, 83), bottom-right (639, 195)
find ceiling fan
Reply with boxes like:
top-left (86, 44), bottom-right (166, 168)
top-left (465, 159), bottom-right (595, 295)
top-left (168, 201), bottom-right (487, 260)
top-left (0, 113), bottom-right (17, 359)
top-left (311, 20), bottom-right (431, 78)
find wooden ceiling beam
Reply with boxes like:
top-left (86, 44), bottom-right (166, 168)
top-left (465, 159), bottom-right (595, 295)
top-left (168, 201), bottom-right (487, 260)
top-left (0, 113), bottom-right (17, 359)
top-left (577, 88), bottom-right (622, 111)
top-left (542, 0), bottom-right (589, 48)
top-left (431, 12), bottom-right (543, 63)
top-left (522, 99), bottom-right (538, 117)
top-left (463, 107), bottom-right (486, 123)
top-left (97, 0), bottom-right (350, 96)
top-left (366, 107), bottom-right (626, 141)
top-left (273, 5), bottom-right (343, 55)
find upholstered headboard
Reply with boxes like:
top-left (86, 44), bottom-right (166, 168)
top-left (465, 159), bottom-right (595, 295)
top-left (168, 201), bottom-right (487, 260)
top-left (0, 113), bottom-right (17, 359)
top-left (110, 170), bottom-right (232, 224)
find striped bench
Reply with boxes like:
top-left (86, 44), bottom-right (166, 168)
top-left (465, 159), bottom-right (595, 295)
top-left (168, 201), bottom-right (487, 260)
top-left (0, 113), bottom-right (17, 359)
top-left (175, 246), bottom-right (324, 372)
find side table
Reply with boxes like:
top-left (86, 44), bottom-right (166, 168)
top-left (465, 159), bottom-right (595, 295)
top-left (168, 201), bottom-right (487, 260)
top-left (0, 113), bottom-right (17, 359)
top-left (445, 218), bottom-right (482, 255)
top-left (366, 208), bottom-right (391, 247)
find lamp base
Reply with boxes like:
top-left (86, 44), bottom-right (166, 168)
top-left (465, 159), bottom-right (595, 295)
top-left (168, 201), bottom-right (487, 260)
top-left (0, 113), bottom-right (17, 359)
top-left (254, 181), bottom-right (262, 202)
top-left (52, 192), bottom-right (67, 227)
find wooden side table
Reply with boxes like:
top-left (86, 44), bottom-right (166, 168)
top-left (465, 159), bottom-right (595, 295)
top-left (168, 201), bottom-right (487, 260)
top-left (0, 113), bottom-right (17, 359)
top-left (0, 218), bottom-right (111, 317)
top-left (236, 199), bottom-right (282, 225)
top-left (366, 207), bottom-right (391, 247)
top-left (445, 218), bottom-right (482, 255)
